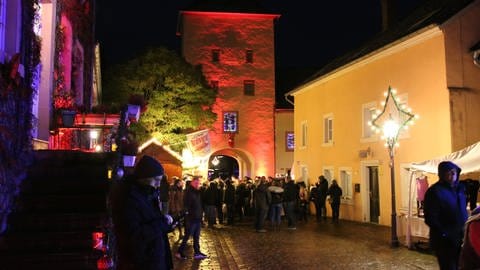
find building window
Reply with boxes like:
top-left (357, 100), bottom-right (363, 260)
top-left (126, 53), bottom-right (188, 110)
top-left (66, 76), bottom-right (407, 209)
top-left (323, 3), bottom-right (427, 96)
top-left (223, 111), bottom-right (238, 133)
top-left (211, 49), bottom-right (220, 63)
top-left (244, 80), bottom-right (255, 96)
top-left (285, 131), bottom-right (294, 151)
top-left (362, 102), bottom-right (377, 141)
top-left (323, 166), bottom-right (334, 186)
top-left (245, 49), bottom-right (253, 63)
top-left (396, 94), bottom-right (411, 139)
top-left (301, 121), bottom-right (307, 148)
top-left (0, 0), bottom-right (21, 64)
top-left (323, 114), bottom-right (333, 145)
top-left (210, 80), bottom-right (219, 91)
top-left (339, 168), bottom-right (352, 201)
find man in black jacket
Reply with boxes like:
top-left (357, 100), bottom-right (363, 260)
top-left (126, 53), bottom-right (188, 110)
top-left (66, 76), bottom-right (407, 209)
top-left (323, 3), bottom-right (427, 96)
top-left (424, 161), bottom-right (468, 270)
top-left (175, 176), bottom-right (208, 260)
top-left (111, 155), bottom-right (174, 270)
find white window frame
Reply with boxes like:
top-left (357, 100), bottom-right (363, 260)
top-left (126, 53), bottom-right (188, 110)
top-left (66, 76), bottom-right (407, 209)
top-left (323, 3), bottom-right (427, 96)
top-left (322, 166), bottom-right (334, 186)
top-left (396, 93), bottom-right (411, 139)
top-left (339, 167), bottom-right (353, 203)
top-left (361, 101), bottom-right (378, 142)
top-left (322, 113), bottom-right (333, 146)
top-left (300, 120), bottom-right (307, 149)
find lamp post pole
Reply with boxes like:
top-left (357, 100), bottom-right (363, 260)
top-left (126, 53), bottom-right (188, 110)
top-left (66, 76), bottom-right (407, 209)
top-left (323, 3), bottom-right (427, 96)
top-left (371, 86), bottom-right (417, 248)
top-left (388, 141), bottom-right (399, 247)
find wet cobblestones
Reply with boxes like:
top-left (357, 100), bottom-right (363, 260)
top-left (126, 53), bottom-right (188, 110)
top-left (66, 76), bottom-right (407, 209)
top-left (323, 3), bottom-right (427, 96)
top-left (169, 218), bottom-right (438, 270)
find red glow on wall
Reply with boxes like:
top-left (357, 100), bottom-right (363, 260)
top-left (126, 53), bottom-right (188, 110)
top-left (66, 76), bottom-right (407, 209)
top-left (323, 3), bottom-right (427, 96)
top-left (182, 11), bottom-right (277, 177)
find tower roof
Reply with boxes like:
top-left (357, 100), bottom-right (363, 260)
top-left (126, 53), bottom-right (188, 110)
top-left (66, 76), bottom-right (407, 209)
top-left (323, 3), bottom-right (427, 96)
top-left (183, 0), bottom-right (275, 14)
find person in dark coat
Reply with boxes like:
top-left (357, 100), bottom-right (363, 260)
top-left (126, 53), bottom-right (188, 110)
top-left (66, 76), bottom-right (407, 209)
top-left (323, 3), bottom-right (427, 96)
top-left (216, 178), bottom-right (225, 224)
top-left (327, 179), bottom-right (342, 224)
top-left (168, 177), bottom-right (184, 241)
top-left (224, 178), bottom-right (236, 225)
top-left (318, 175), bottom-right (329, 221)
top-left (111, 155), bottom-right (174, 270)
top-left (159, 174), bottom-right (170, 214)
top-left (175, 176), bottom-right (208, 260)
top-left (424, 161), bottom-right (468, 270)
top-left (283, 176), bottom-right (298, 229)
top-left (309, 183), bottom-right (321, 221)
top-left (203, 181), bottom-right (218, 228)
top-left (253, 177), bottom-right (271, 232)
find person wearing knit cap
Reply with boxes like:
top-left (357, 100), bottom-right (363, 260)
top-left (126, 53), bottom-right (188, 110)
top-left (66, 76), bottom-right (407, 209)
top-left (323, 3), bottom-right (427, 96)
top-left (111, 155), bottom-right (175, 270)
top-left (424, 161), bottom-right (468, 270)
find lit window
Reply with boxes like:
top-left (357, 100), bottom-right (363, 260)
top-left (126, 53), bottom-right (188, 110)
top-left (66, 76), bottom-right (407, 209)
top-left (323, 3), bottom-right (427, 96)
top-left (396, 94), bottom-right (411, 139)
top-left (323, 114), bottom-right (333, 145)
top-left (211, 49), bottom-right (220, 63)
top-left (223, 111), bottom-right (238, 133)
top-left (339, 169), bottom-right (352, 201)
top-left (244, 80), bottom-right (255, 96)
top-left (285, 131), bottom-right (294, 151)
top-left (323, 167), bottom-right (334, 186)
top-left (245, 50), bottom-right (253, 63)
top-left (362, 102), bottom-right (377, 141)
top-left (301, 121), bottom-right (307, 148)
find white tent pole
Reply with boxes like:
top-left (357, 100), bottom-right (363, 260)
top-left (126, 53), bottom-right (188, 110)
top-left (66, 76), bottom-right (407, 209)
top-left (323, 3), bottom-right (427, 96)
top-left (406, 169), bottom-right (416, 249)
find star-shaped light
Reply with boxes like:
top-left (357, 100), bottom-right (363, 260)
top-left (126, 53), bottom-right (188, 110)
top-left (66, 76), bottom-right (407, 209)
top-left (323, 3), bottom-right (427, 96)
top-left (370, 86), bottom-right (417, 149)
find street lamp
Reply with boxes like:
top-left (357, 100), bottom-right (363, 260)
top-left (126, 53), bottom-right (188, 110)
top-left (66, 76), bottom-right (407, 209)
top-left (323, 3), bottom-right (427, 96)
top-left (370, 86), bottom-right (417, 247)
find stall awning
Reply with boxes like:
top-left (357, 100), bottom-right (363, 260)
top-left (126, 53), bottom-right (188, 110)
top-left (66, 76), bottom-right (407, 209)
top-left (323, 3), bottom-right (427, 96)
top-left (410, 141), bottom-right (480, 174)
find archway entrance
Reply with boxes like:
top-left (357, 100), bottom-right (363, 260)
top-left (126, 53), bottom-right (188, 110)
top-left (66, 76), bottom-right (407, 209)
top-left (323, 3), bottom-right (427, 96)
top-left (208, 155), bottom-right (239, 179)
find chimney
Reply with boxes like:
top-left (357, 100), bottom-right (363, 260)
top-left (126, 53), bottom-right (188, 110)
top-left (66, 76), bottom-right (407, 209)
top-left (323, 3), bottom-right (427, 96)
top-left (381, 0), bottom-right (396, 31)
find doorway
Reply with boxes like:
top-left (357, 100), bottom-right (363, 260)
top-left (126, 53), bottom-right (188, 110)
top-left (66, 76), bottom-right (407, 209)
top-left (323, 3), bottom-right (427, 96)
top-left (208, 155), bottom-right (239, 179)
top-left (368, 166), bottom-right (380, 223)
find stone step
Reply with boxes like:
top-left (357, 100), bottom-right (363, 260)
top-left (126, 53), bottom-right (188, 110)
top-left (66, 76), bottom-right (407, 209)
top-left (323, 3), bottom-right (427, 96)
top-left (27, 164), bottom-right (110, 180)
top-left (16, 193), bottom-right (107, 213)
top-left (20, 177), bottom-right (110, 195)
top-left (7, 212), bottom-right (107, 232)
top-left (1, 231), bottom-right (97, 252)
top-left (33, 150), bottom-right (117, 166)
top-left (0, 250), bottom-right (100, 270)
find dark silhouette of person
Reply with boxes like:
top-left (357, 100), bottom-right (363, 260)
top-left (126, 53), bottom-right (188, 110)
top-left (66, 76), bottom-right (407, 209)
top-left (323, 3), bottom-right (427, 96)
top-left (424, 161), bottom-right (468, 270)
top-left (111, 155), bottom-right (174, 270)
top-left (327, 179), bottom-right (342, 224)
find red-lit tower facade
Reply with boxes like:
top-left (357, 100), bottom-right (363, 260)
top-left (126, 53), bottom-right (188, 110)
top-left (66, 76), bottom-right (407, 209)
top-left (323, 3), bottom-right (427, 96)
top-left (178, 2), bottom-right (279, 178)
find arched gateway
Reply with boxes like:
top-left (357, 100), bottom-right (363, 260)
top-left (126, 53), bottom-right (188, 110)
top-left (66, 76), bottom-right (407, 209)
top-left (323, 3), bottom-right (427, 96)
top-left (208, 148), bottom-right (253, 180)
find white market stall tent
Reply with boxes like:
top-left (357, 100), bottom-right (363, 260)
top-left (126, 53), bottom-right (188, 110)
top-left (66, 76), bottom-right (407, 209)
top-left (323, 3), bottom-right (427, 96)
top-left (403, 141), bottom-right (480, 248)
top-left (410, 141), bottom-right (480, 174)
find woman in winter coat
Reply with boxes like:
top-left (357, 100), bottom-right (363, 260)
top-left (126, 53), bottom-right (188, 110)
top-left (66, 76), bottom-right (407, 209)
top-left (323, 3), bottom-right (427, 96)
top-left (169, 177), bottom-right (184, 240)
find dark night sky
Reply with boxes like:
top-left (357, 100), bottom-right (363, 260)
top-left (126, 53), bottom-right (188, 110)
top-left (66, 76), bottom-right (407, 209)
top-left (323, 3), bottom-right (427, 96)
top-left (96, 0), bottom-right (422, 67)
top-left (96, 0), bottom-right (422, 104)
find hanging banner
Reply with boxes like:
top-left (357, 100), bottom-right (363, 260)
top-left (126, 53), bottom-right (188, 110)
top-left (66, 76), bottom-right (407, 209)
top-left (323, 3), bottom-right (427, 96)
top-left (186, 129), bottom-right (211, 156)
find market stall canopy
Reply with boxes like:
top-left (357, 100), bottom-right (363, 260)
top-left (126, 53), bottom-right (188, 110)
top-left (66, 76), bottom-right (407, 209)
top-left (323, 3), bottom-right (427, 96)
top-left (410, 141), bottom-right (480, 174)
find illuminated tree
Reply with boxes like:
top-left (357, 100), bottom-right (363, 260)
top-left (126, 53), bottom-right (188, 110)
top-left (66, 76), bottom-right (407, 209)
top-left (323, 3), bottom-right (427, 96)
top-left (103, 47), bottom-right (217, 150)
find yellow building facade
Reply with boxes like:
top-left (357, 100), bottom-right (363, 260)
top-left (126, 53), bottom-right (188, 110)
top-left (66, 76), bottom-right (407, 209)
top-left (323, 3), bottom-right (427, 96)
top-left (288, 1), bottom-right (480, 227)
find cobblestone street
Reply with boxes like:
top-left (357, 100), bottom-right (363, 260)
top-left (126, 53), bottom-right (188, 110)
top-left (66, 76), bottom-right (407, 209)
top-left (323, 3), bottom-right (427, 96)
top-left (169, 218), bottom-right (438, 270)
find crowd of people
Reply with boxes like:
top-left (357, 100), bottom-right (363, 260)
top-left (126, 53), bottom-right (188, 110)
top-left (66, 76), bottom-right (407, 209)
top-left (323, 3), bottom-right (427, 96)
top-left (110, 156), bottom-right (479, 270)
top-left (160, 173), bottom-right (344, 234)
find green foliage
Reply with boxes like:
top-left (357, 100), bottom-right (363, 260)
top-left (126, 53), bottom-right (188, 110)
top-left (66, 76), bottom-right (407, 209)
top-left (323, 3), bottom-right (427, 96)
top-left (102, 47), bottom-right (217, 151)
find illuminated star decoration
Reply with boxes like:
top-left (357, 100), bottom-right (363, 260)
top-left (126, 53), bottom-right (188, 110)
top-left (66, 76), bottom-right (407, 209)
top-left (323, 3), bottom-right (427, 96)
top-left (370, 86), bottom-right (417, 149)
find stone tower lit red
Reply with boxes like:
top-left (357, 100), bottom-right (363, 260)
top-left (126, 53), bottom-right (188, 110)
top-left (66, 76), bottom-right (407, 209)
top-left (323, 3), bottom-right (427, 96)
top-left (178, 1), bottom-right (279, 178)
